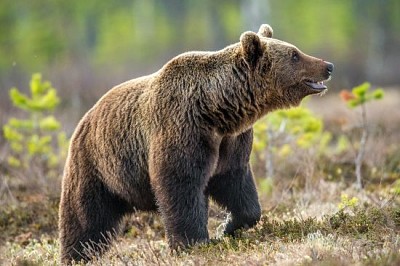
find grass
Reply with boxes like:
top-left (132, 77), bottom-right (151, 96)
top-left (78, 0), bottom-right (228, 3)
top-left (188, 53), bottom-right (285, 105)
top-left (1, 181), bottom-right (399, 265)
top-left (1, 91), bottom-right (399, 265)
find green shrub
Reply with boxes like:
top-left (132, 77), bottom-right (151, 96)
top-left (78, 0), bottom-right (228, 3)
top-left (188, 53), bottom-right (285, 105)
top-left (340, 82), bottom-right (384, 189)
top-left (2, 73), bottom-right (68, 179)
top-left (252, 105), bottom-right (347, 181)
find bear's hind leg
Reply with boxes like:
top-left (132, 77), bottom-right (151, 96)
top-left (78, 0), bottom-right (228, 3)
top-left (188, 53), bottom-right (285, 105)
top-left (59, 177), bottom-right (128, 264)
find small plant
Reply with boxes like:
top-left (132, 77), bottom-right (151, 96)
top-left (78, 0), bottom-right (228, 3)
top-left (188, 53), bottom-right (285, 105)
top-left (340, 82), bottom-right (384, 189)
top-left (390, 179), bottom-right (400, 195)
top-left (2, 73), bottom-right (68, 181)
top-left (337, 193), bottom-right (359, 211)
top-left (253, 106), bottom-right (330, 179)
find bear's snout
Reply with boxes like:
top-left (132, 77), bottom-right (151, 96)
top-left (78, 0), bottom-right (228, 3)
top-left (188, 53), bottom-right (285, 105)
top-left (325, 62), bottom-right (334, 75)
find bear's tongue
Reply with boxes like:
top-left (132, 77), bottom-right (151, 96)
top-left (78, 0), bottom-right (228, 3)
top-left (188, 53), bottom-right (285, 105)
top-left (305, 81), bottom-right (327, 90)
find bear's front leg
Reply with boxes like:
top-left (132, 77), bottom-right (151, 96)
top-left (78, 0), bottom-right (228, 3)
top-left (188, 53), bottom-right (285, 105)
top-left (207, 165), bottom-right (261, 235)
top-left (149, 135), bottom-right (217, 249)
top-left (206, 130), bottom-right (261, 236)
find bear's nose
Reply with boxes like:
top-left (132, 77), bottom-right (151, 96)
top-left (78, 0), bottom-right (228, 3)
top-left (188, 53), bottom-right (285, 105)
top-left (326, 62), bottom-right (334, 74)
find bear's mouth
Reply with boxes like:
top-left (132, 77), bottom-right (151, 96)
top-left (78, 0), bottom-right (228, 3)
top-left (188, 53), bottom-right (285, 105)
top-left (304, 79), bottom-right (328, 91)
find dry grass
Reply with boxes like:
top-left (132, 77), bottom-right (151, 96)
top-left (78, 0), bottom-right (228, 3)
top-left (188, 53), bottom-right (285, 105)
top-left (1, 180), bottom-right (399, 266)
top-left (0, 90), bottom-right (399, 265)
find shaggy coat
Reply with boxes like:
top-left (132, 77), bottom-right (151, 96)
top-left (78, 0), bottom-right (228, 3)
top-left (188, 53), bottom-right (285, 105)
top-left (59, 24), bottom-right (333, 264)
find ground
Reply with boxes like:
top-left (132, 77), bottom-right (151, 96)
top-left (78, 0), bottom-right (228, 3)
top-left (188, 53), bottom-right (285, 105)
top-left (1, 91), bottom-right (399, 265)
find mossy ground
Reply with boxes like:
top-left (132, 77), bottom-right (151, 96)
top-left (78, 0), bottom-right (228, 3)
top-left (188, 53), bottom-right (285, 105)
top-left (1, 92), bottom-right (399, 265)
top-left (1, 180), bottom-right (399, 266)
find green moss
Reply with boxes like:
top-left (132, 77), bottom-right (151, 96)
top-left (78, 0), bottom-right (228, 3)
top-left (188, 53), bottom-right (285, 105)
top-left (390, 207), bottom-right (400, 227)
top-left (224, 205), bottom-right (399, 246)
top-left (2, 193), bottom-right (398, 265)
top-left (0, 197), bottom-right (59, 242)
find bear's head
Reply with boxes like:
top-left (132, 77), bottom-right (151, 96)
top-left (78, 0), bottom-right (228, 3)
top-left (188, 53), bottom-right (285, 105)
top-left (240, 24), bottom-right (333, 109)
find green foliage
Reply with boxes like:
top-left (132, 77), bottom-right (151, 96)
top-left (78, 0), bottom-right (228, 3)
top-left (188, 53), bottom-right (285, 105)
top-left (240, 205), bottom-right (398, 244)
top-left (258, 178), bottom-right (273, 196)
top-left (2, 0), bottom-right (399, 75)
top-left (10, 74), bottom-right (60, 112)
top-left (341, 82), bottom-right (384, 108)
top-left (390, 179), bottom-right (400, 195)
top-left (254, 106), bottom-right (333, 153)
top-left (0, 197), bottom-right (59, 239)
top-left (336, 135), bottom-right (351, 154)
top-left (1, 185), bottom-right (399, 265)
top-left (252, 105), bottom-right (348, 179)
top-left (338, 194), bottom-right (359, 210)
top-left (340, 82), bottom-right (385, 189)
top-left (2, 73), bottom-right (68, 175)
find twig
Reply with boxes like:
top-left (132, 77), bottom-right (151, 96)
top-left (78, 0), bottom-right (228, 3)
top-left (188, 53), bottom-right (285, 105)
top-left (355, 103), bottom-right (368, 190)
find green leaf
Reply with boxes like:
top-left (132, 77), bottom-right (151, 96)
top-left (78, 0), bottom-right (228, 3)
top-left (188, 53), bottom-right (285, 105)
top-left (303, 118), bottom-right (322, 133)
top-left (48, 154), bottom-right (59, 167)
top-left (38, 136), bottom-right (52, 154)
top-left (27, 135), bottom-right (52, 155)
top-left (372, 88), bottom-right (384, 100)
top-left (3, 125), bottom-right (23, 142)
top-left (336, 135), bottom-right (350, 154)
top-left (27, 135), bottom-right (40, 155)
top-left (318, 132), bottom-right (332, 153)
top-left (24, 89), bottom-right (60, 112)
top-left (39, 116), bottom-right (60, 131)
top-left (286, 107), bottom-right (310, 119)
top-left (38, 89), bottom-right (60, 110)
top-left (10, 142), bottom-right (23, 153)
top-left (30, 73), bottom-right (43, 96)
top-left (9, 88), bottom-right (31, 111)
top-left (278, 144), bottom-right (292, 157)
top-left (347, 98), bottom-right (360, 108)
top-left (8, 118), bottom-right (34, 130)
top-left (352, 82), bottom-right (370, 98)
top-left (296, 132), bottom-right (315, 148)
top-left (7, 156), bottom-right (21, 168)
top-left (289, 125), bottom-right (302, 135)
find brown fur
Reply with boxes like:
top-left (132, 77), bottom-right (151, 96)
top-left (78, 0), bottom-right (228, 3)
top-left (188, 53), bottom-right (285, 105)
top-left (59, 24), bottom-right (333, 264)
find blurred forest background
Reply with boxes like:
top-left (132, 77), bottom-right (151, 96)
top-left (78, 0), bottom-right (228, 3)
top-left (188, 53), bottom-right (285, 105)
top-left (1, 1), bottom-right (400, 265)
top-left (1, 0), bottom-right (400, 129)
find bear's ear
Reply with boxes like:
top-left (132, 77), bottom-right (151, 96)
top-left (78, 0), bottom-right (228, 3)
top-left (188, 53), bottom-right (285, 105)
top-left (240, 31), bottom-right (263, 69)
top-left (257, 24), bottom-right (273, 38)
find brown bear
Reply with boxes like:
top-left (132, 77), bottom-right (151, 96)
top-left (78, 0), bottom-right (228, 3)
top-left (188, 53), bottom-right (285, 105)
top-left (59, 24), bottom-right (333, 264)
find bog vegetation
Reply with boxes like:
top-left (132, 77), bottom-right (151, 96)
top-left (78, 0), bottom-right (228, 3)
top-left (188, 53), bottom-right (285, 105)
top-left (1, 1), bottom-right (399, 264)
top-left (0, 74), bottom-right (399, 265)
top-left (3, 73), bottom-right (68, 187)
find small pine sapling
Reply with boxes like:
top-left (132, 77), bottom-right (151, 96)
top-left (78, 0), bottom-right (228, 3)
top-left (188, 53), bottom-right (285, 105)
top-left (253, 106), bottom-right (332, 188)
top-left (3, 73), bottom-right (68, 181)
top-left (340, 82), bottom-right (384, 190)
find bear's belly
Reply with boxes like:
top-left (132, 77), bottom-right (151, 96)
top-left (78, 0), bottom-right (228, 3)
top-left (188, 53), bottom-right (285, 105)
top-left (119, 169), bottom-right (157, 212)
top-left (98, 157), bottom-right (157, 212)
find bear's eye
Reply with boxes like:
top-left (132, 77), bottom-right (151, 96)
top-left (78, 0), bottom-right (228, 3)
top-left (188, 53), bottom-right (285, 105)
top-left (291, 51), bottom-right (300, 63)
